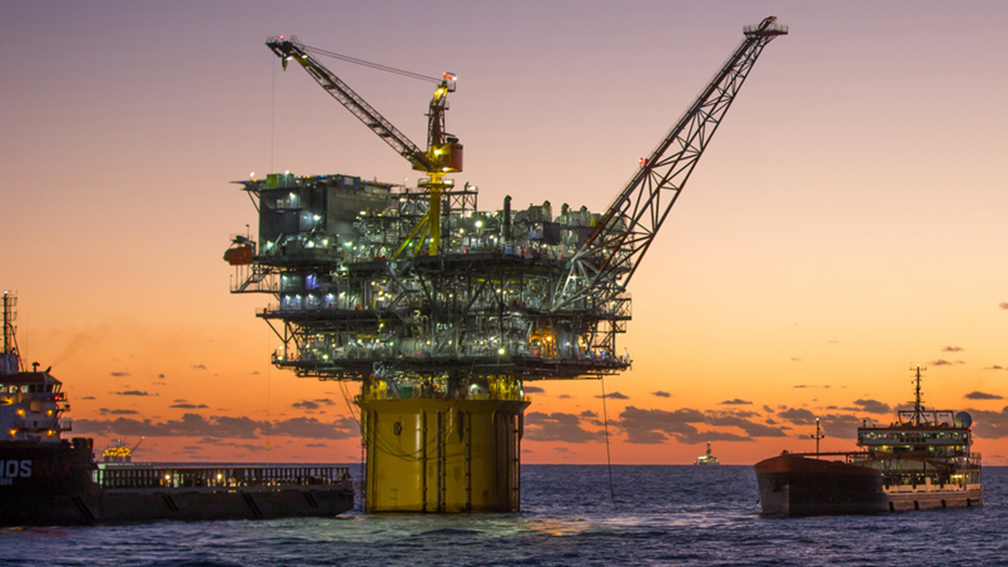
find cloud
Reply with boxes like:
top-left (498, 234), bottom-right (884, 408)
top-left (790, 357), bottom-right (802, 362)
top-left (778, 407), bottom-right (817, 425)
top-left (524, 412), bottom-right (602, 443)
top-left (705, 414), bottom-right (787, 438)
top-left (269, 416), bottom-right (358, 440)
top-left (999, 301), bottom-right (1008, 310)
top-left (967, 406), bottom-right (1008, 438)
top-left (75, 413), bottom-right (267, 439)
top-left (192, 364), bottom-right (207, 370)
top-left (523, 385), bottom-right (545, 394)
top-left (852, 399), bottom-right (892, 414)
top-left (818, 414), bottom-right (864, 440)
top-left (930, 359), bottom-right (965, 366)
top-left (964, 391), bottom-right (1003, 401)
top-left (615, 406), bottom-right (754, 445)
top-left (597, 391), bottom-right (628, 400)
top-left (580, 410), bottom-right (598, 418)
top-left (99, 408), bottom-right (139, 416)
top-left (652, 391), bottom-right (671, 398)
top-left (291, 398), bottom-right (335, 411)
top-left (984, 365), bottom-right (1005, 371)
top-left (170, 402), bottom-right (209, 409)
top-left (110, 371), bottom-right (130, 377)
top-left (720, 398), bottom-right (752, 406)
top-left (942, 346), bottom-right (963, 352)
top-left (114, 390), bottom-right (149, 396)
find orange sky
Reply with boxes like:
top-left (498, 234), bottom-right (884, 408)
top-left (2, 1), bottom-right (1006, 465)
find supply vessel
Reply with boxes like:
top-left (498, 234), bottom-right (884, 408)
top-left (754, 366), bottom-right (983, 516)
top-left (0, 291), bottom-right (354, 526)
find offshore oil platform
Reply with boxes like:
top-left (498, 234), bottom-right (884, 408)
top-left (225, 17), bottom-right (786, 512)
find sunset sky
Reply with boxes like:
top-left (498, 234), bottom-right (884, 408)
top-left (2, 1), bottom-right (1006, 466)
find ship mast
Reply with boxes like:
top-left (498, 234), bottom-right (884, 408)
top-left (911, 364), bottom-right (927, 426)
top-left (1, 291), bottom-right (21, 375)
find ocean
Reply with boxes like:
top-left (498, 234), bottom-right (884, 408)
top-left (2, 465), bottom-right (1005, 566)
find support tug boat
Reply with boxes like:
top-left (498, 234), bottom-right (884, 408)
top-left (0, 292), bottom-right (354, 526)
top-left (754, 366), bottom-right (982, 517)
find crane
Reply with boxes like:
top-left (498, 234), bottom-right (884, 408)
top-left (550, 16), bottom-right (787, 353)
top-left (266, 36), bottom-right (462, 257)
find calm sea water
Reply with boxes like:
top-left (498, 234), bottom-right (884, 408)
top-left (2, 465), bottom-right (1005, 566)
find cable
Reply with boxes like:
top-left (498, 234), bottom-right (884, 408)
top-left (270, 52), bottom-right (276, 173)
top-left (304, 45), bottom-right (442, 84)
top-left (601, 377), bottom-right (617, 510)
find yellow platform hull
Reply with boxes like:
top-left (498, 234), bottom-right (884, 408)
top-left (357, 397), bottom-right (529, 512)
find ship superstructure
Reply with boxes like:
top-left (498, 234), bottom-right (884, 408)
top-left (229, 19), bottom-right (787, 512)
top-left (1, 291), bottom-right (72, 444)
top-left (852, 366), bottom-right (982, 505)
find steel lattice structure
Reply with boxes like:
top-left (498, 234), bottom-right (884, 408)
top-left (553, 17), bottom-right (787, 321)
top-left (228, 18), bottom-right (786, 398)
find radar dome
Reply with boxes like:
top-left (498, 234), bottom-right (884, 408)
top-left (954, 411), bottom-right (973, 428)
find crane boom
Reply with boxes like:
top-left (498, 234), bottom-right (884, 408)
top-left (267, 35), bottom-right (462, 257)
top-left (267, 36), bottom-right (431, 170)
top-left (552, 16), bottom-right (787, 313)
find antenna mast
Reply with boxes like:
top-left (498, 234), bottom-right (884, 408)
top-left (2, 291), bottom-right (22, 374)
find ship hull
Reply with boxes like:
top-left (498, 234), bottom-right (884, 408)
top-left (754, 454), bottom-right (887, 517)
top-left (754, 453), bottom-right (984, 517)
top-left (1, 486), bottom-right (354, 526)
top-left (0, 441), bottom-right (354, 526)
top-left (885, 485), bottom-right (983, 512)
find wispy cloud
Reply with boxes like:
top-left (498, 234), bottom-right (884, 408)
top-left (965, 391), bottom-right (1003, 401)
top-left (292, 398), bottom-right (335, 411)
top-left (652, 391), bottom-right (671, 398)
top-left (99, 408), bottom-right (139, 416)
top-left (720, 398), bottom-right (752, 406)
top-left (942, 346), bottom-right (963, 352)
top-left (930, 359), bottom-right (964, 366)
top-left (114, 390), bottom-right (149, 396)
top-left (852, 399), bottom-right (892, 414)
